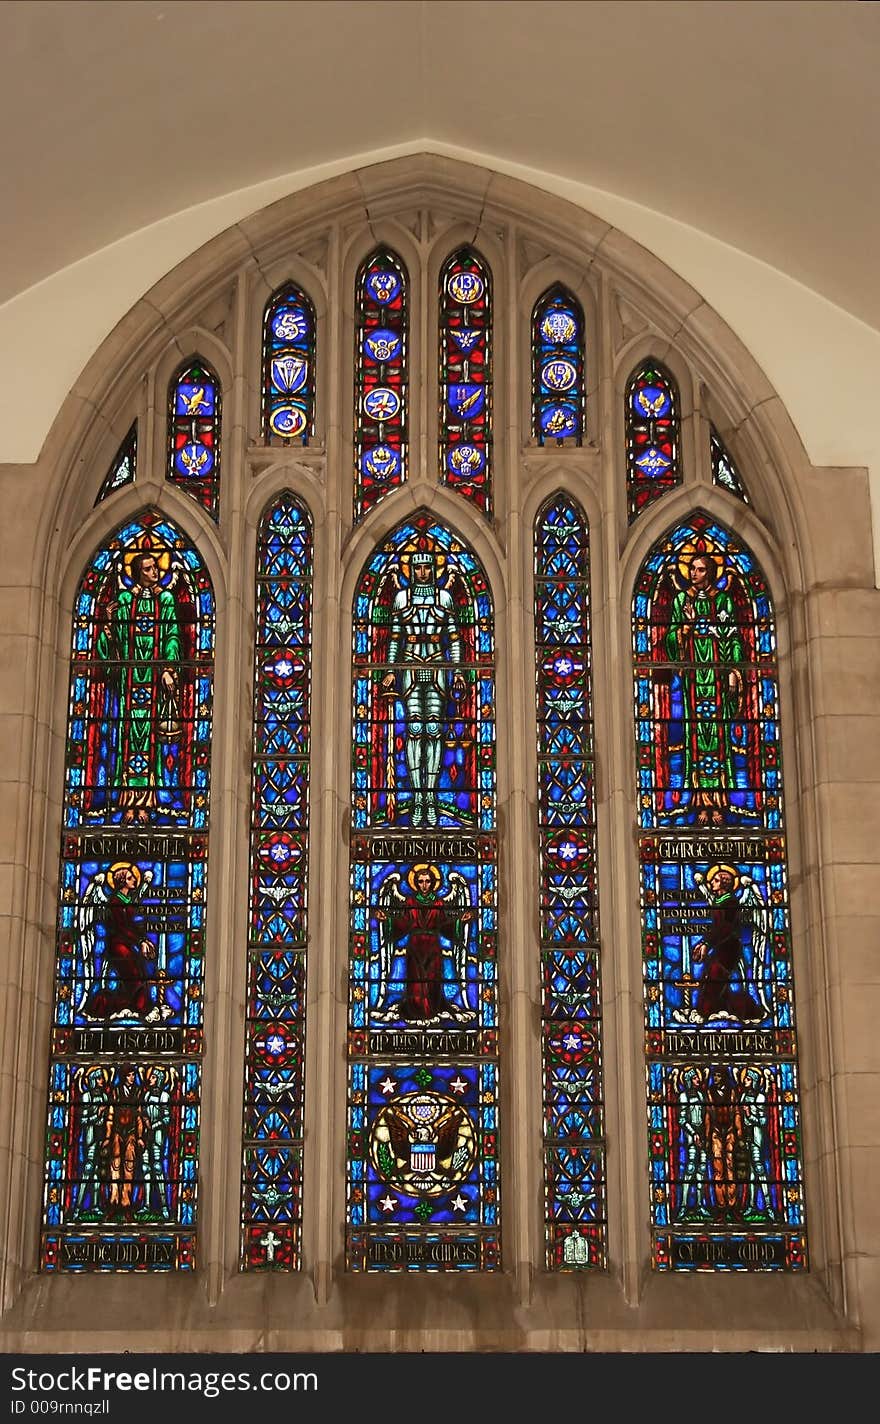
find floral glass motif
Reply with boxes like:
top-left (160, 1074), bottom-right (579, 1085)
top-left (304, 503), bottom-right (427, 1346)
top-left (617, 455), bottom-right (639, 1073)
top-left (626, 361), bottom-right (681, 522)
top-left (710, 427), bottom-right (750, 504)
top-left (533, 288), bottom-right (585, 445)
top-left (41, 511), bottom-right (214, 1272)
top-left (240, 496), bottom-right (313, 1271)
top-left (354, 249), bottom-right (408, 520)
top-left (439, 248), bottom-right (492, 514)
top-left (632, 513), bottom-right (806, 1271)
top-left (95, 423), bottom-right (137, 506)
top-left (166, 358), bottom-right (221, 520)
top-left (262, 285), bottom-right (316, 444)
top-left (535, 497), bottom-right (605, 1268)
top-left (347, 514), bottom-right (499, 1271)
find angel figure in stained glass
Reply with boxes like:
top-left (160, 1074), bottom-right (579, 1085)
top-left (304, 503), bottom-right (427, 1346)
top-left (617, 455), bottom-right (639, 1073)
top-left (374, 863), bottom-right (474, 1024)
top-left (85, 537), bottom-right (197, 825)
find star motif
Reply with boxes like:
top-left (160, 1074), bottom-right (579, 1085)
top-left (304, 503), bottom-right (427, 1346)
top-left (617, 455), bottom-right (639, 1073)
top-left (379, 1194), bottom-right (397, 1213)
top-left (264, 1033), bottom-right (286, 1056)
top-left (449, 1075), bottom-right (468, 1095)
top-left (563, 1033), bottom-right (581, 1052)
top-left (451, 1193), bottom-right (468, 1213)
top-left (379, 1076), bottom-right (396, 1096)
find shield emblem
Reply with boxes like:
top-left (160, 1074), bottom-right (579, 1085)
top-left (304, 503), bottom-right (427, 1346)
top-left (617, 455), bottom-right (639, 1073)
top-left (448, 444), bottom-right (486, 477)
top-left (271, 356), bottom-right (308, 394)
top-left (361, 445), bottom-right (402, 481)
top-left (449, 327), bottom-right (482, 355)
top-left (448, 384), bottom-right (485, 420)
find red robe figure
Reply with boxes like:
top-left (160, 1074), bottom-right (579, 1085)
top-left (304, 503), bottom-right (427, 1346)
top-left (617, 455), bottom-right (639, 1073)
top-left (375, 864), bottom-right (473, 1023)
top-left (692, 864), bottom-right (763, 1021)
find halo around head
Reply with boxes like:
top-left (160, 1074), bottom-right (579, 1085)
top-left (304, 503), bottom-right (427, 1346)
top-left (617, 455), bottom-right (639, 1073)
top-left (407, 862), bottom-right (441, 893)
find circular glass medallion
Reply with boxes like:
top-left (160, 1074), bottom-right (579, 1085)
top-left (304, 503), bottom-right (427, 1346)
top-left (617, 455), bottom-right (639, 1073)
top-left (364, 328), bottom-right (402, 362)
top-left (541, 358), bottom-right (577, 392)
top-left (447, 270), bottom-right (484, 305)
top-left (366, 268), bottom-right (401, 305)
top-left (361, 444), bottom-right (402, 481)
top-left (447, 444), bottom-right (486, 478)
top-left (363, 387), bottom-right (401, 421)
top-left (272, 306), bottom-right (309, 343)
top-left (173, 440), bottom-right (214, 479)
top-left (540, 404), bottom-right (579, 439)
top-left (541, 308), bottom-right (577, 344)
top-left (269, 404), bottom-right (308, 438)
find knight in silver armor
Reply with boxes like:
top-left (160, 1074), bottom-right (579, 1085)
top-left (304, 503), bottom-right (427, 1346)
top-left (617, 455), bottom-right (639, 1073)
top-left (380, 548), bottom-right (465, 827)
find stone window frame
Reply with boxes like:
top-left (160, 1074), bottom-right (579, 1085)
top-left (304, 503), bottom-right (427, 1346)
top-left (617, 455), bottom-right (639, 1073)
top-left (0, 156), bottom-right (855, 1350)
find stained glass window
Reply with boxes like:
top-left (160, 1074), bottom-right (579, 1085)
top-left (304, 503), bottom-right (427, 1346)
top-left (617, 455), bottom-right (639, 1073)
top-left (532, 288), bottom-right (585, 445)
top-left (41, 511), bottom-right (214, 1272)
top-left (240, 495), bottom-right (313, 1271)
top-left (347, 514), bottom-right (499, 1271)
top-left (535, 497), bottom-right (605, 1269)
top-left (95, 422), bottom-right (137, 505)
top-left (439, 248), bottom-right (492, 515)
top-left (711, 426), bottom-right (750, 504)
top-left (626, 361), bottom-right (681, 522)
top-left (262, 285), bottom-right (315, 444)
top-left (632, 512), bottom-right (806, 1271)
top-left (354, 248), bottom-right (408, 520)
top-left (167, 358), bottom-right (221, 520)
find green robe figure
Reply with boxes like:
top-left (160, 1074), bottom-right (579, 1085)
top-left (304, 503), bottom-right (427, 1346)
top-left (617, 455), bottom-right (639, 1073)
top-left (95, 551), bottom-right (181, 825)
top-left (665, 551), bottom-right (744, 826)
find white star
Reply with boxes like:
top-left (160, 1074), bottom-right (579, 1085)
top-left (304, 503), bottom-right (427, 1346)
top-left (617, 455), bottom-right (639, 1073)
top-left (451, 1194), bottom-right (468, 1213)
top-left (563, 1033), bottom-right (581, 1052)
top-left (449, 1075), bottom-right (467, 1095)
top-left (265, 1034), bottom-right (286, 1056)
top-left (379, 1194), bottom-right (397, 1213)
top-left (379, 1076), bottom-right (396, 1096)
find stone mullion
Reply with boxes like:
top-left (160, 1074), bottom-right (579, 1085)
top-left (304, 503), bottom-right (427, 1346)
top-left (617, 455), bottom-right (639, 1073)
top-left (502, 222), bottom-right (539, 1293)
top-left (598, 272), bottom-right (646, 1300)
top-left (201, 269), bottom-right (250, 1299)
top-left (303, 220), bottom-right (343, 1302)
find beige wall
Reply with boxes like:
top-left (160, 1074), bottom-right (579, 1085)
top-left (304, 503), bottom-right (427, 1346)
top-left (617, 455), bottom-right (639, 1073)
top-left (0, 158), bottom-right (876, 1351)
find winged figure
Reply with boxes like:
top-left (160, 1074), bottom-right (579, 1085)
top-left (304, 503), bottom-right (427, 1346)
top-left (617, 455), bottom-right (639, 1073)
top-left (373, 864), bottom-right (475, 1025)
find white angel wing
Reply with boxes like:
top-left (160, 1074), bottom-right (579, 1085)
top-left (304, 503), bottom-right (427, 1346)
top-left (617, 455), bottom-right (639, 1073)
top-left (738, 875), bottom-right (772, 1015)
top-left (375, 873), bottom-right (406, 1010)
top-left (76, 872), bottom-right (109, 1011)
top-left (444, 871), bottom-right (472, 1005)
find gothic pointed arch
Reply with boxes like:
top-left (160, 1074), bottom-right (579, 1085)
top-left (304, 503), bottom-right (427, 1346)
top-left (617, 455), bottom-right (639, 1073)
top-left (261, 284), bottom-right (317, 444)
top-left (167, 356), bottom-right (222, 520)
top-left (532, 286), bottom-right (585, 446)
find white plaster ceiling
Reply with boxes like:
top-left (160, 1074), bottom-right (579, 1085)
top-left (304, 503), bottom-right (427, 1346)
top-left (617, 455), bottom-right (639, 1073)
top-left (3, 0), bottom-right (879, 329)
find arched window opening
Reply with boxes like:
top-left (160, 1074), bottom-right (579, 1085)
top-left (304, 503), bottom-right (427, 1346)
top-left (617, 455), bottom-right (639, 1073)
top-left (354, 248), bottom-right (409, 521)
top-left (632, 512), bottom-right (806, 1271)
top-left (535, 495), bottom-right (605, 1268)
top-left (439, 248), bottom-right (493, 515)
top-left (240, 495), bottom-right (314, 1271)
top-left (347, 513), bottom-right (499, 1271)
top-left (262, 284), bottom-right (316, 445)
top-left (167, 358), bottom-right (222, 520)
top-left (532, 288), bottom-right (585, 446)
top-left (625, 360), bottom-right (681, 523)
top-left (42, 512), bottom-right (215, 1272)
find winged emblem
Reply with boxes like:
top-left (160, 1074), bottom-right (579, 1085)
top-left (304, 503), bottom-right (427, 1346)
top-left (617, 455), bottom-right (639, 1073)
top-left (180, 443), bottom-right (210, 477)
top-left (181, 386), bottom-right (209, 416)
top-left (636, 388), bottom-right (667, 419)
top-left (381, 1098), bottom-right (469, 1181)
top-left (375, 871), bottom-right (407, 1011)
